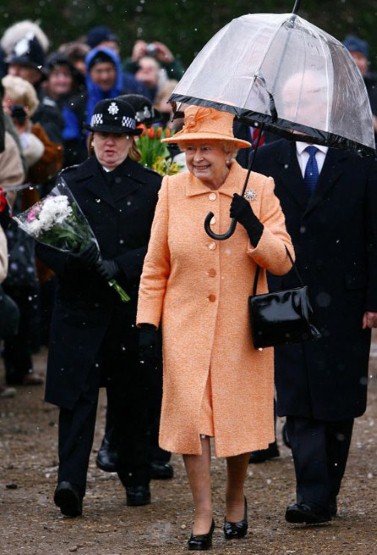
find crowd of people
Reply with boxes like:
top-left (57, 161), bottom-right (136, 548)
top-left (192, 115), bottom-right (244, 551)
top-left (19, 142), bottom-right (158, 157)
top-left (1, 17), bottom-right (377, 552)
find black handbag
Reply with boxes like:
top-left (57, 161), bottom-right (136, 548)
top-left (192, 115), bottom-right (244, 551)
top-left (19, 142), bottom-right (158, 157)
top-left (249, 247), bottom-right (321, 349)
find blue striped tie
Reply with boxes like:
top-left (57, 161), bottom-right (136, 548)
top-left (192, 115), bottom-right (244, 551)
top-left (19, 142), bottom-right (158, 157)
top-left (304, 146), bottom-right (319, 194)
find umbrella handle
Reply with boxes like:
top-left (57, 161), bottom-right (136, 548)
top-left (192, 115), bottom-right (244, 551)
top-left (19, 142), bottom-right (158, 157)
top-left (204, 212), bottom-right (237, 240)
top-left (204, 123), bottom-right (265, 242)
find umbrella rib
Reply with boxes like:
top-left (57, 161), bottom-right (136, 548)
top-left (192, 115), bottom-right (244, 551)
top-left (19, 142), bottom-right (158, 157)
top-left (243, 22), bottom-right (286, 113)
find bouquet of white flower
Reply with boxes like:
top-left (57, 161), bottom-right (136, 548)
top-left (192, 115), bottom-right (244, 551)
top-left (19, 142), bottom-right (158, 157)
top-left (14, 178), bottom-right (130, 302)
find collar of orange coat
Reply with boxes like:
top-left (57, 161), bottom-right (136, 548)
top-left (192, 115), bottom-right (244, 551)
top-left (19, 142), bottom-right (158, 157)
top-left (185, 160), bottom-right (246, 198)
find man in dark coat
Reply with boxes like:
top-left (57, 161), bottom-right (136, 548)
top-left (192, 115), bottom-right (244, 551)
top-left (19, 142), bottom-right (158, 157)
top-left (252, 138), bottom-right (377, 524)
top-left (36, 98), bottom-right (162, 516)
top-left (5, 34), bottom-right (64, 144)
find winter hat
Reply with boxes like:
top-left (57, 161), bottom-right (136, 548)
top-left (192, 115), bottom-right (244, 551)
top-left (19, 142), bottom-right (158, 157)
top-left (5, 33), bottom-right (46, 73)
top-left (86, 26), bottom-right (119, 49)
top-left (116, 93), bottom-right (160, 124)
top-left (343, 35), bottom-right (369, 59)
top-left (162, 105), bottom-right (251, 149)
top-left (46, 51), bottom-right (76, 75)
top-left (85, 98), bottom-right (142, 135)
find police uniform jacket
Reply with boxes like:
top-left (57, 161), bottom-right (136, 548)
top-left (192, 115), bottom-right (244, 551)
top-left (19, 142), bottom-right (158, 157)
top-left (36, 155), bottom-right (161, 409)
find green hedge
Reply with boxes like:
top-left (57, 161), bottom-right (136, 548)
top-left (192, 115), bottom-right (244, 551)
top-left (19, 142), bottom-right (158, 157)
top-left (1, 0), bottom-right (377, 70)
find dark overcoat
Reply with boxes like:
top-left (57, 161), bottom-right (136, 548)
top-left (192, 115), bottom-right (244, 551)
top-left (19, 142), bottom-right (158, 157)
top-left (36, 155), bottom-right (161, 410)
top-left (253, 140), bottom-right (377, 421)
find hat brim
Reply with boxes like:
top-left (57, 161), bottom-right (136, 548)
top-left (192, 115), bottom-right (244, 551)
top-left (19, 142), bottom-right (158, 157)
top-left (85, 124), bottom-right (142, 135)
top-left (161, 132), bottom-right (251, 149)
top-left (5, 55), bottom-right (48, 79)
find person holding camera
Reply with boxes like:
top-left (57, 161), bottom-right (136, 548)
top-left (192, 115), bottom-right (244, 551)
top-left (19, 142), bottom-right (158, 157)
top-left (124, 39), bottom-right (185, 83)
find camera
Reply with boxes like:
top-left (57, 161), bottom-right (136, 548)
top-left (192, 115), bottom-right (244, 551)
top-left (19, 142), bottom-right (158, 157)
top-left (10, 105), bottom-right (27, 124)
top-left (145, 43), bottom-right (157, 56)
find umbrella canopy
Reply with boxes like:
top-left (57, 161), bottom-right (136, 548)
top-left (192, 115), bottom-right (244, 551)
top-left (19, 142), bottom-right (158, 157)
top-left (171, 12), bottom-right (375, 156)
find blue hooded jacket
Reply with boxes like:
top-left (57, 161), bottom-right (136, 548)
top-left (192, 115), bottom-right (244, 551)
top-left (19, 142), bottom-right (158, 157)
top-left (84, 46), bottom-right (124, 126)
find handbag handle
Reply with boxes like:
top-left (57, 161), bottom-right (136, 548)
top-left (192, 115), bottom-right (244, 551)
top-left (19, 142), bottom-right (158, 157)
top-left (252, 246), bottom-right (303, 295)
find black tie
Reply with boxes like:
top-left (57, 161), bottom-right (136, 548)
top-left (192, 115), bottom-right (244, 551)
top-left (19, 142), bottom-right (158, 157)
top-left (304, 146), bottom-right (319, 194)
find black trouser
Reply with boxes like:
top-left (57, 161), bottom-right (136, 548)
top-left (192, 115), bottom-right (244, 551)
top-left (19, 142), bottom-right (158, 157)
top-left (286, 415), bottom-right (354, 510)
top-left (58, 315), bottom-right (150, 496)
top-left (101, 325), bottom-right (170, 464)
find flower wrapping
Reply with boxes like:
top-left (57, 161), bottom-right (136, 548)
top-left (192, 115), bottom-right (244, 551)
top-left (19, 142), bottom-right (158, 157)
top-left (14, 178), bottom-right (130, 302)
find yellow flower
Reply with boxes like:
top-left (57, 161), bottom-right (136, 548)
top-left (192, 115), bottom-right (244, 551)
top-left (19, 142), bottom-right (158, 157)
top-left (152, 156), bottom-right (180, 176)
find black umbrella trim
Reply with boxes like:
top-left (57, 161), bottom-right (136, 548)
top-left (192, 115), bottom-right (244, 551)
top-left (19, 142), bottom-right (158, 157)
top-left (170, 93), bottom-right (376, 158)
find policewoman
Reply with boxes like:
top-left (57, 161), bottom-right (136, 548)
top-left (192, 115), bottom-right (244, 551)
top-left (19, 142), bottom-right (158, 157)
top-left (36, 98), bottom-right (162, 516)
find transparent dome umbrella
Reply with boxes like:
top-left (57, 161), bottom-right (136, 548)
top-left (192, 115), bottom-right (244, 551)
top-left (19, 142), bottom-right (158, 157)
top-left (170, 1), bottom-right (375, 240)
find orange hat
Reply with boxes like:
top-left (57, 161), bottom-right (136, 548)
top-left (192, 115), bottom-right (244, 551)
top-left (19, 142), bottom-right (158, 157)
top-left (162, 105), bottom-right (251, 149)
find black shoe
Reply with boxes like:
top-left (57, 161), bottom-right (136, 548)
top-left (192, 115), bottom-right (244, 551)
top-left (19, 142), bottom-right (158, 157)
top-left (223, 497), bottom-right (248, 540)
top-left (96, 435), bottom-right (118, 472)
top-left (126, 485), bottom-right (151, 506)
top-left (188, 519), bottom-right (215, 551)
top-left (54, 481), bottom-right (83, 517)
top-left (285, 503), bottom-right (331, 524)
top-left (150, 461), bottom-right (174, 480)
top-left (249, 441), bottom-right (280, 464)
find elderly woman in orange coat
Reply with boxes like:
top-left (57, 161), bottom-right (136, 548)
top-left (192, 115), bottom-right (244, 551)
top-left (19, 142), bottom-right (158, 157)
top-left (137, 106), bottom-right (293, 550)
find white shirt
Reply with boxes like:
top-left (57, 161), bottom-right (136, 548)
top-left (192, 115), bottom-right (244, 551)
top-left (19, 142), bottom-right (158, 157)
top-left (296, 142), bottom-right (328, 178)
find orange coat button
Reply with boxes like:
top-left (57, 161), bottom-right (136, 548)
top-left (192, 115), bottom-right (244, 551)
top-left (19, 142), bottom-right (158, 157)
top-left (208, 268), bottom-right (216, 277)
top-left (209, 193), bottom-right (217, 201)
top-left (208, 294), bottom-right (216, 302)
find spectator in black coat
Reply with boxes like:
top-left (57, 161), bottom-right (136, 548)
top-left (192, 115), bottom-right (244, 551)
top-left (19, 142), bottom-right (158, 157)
top-left (5, 34), bottom-right (64, 145)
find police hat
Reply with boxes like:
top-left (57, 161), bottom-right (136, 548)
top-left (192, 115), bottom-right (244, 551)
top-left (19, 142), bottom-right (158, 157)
top-left (117, 93), bottom-right (161, 125)
top-left (5, 33), bottom-right (46, 75)
top-left (86, 98), bottom-right (142, 135)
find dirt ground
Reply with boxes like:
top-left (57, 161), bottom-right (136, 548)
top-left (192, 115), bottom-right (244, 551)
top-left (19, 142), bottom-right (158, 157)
top-left (1, 343), bottom-right (377, 555)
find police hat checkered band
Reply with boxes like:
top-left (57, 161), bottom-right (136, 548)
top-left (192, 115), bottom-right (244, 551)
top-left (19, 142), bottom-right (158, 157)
top-left (91, 113), bottom-right (103, 126)
top-left (135, 106), bottom-right (154, 122)
top-left (122, 116), bottom-right (136, 129)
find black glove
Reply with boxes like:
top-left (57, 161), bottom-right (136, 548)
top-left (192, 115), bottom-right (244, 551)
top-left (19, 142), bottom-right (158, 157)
top-left (230, 193), bottom-right (264, 246)
top-left (139, 323), bottom-right (158, 363)
top-left (95, 259), bottom-right (120, 281)
top-left (66, 241), bottom-right (99, 271)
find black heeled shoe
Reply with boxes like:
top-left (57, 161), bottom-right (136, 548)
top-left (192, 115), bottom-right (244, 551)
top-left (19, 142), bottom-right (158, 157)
top-left (188, 519), bottom-right (215, 551)
top-left (223, 497), bottom-right (248, 540)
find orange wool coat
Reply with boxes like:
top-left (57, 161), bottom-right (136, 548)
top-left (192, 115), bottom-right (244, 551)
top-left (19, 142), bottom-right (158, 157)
top-left (137, 161), bottom-right (293, 457)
